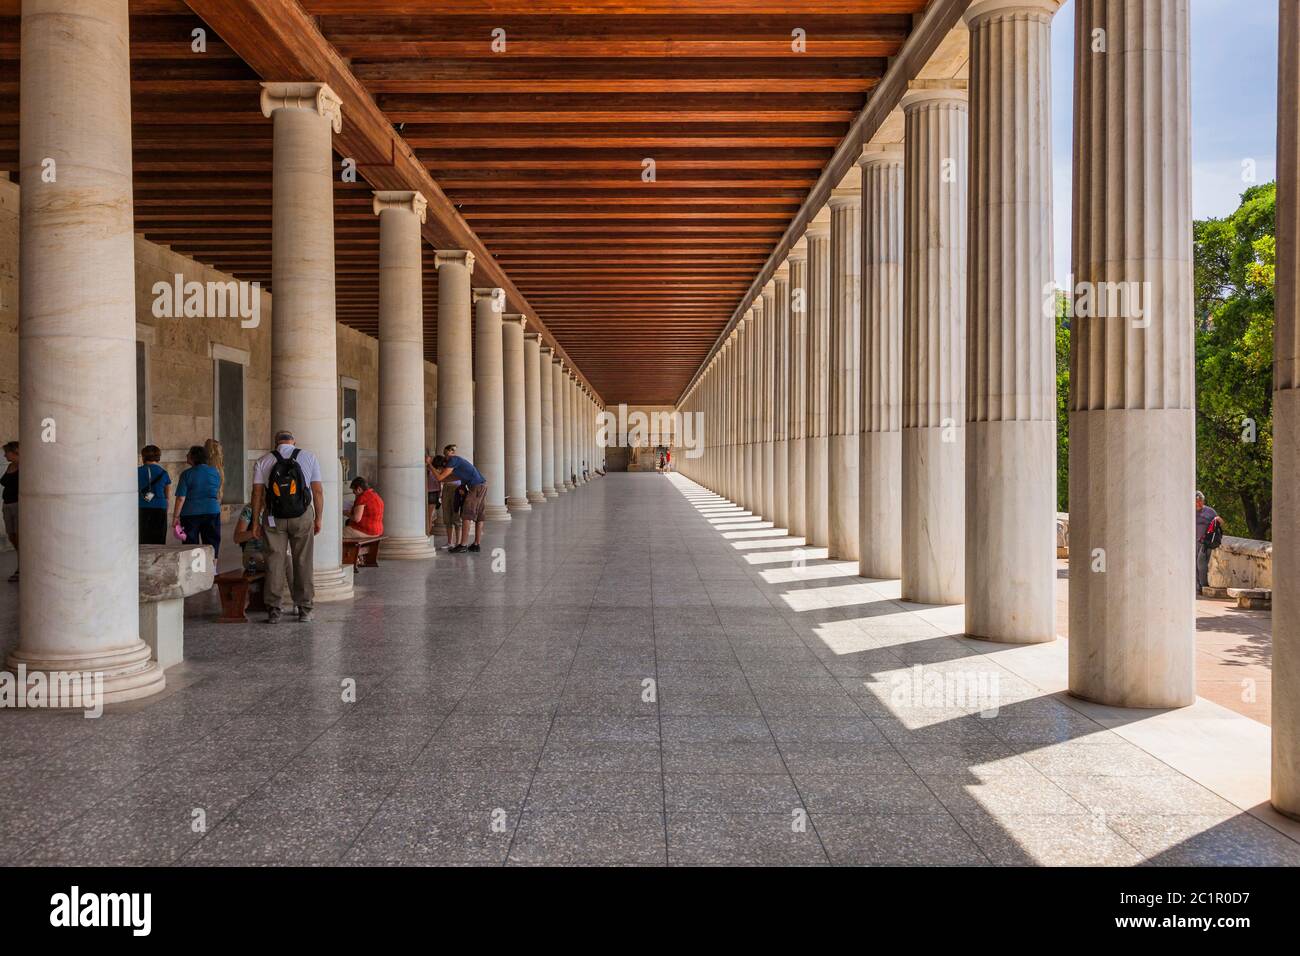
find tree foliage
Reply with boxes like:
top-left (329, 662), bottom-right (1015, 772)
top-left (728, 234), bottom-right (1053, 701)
top-left (1192, 182), bottom-right (1275, 539)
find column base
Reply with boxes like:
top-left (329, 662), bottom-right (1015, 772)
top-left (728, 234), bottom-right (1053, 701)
top-left (543, 486), bottom-right (559, 498)
top-left (527, 491), bottom-right (546, 504)
top-left (6, 640), bottom-right (165, 706)
top-left (507, 496), bottom-right (532, 512)
top-left (382, 535), bottom-right (439, 560)
top-left (313, 564), bottom-right (355, 603)
top-left (563, 480), bottom-right (575, 491)
top-left (484, 504), bottom-right (513, 521)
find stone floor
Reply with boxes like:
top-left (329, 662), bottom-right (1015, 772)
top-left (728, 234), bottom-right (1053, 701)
top-left (0, 472), bottom-right (1297, 866)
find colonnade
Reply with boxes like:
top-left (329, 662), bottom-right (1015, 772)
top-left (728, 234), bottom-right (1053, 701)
top-left (7, 0), bottom-right (604, 701)
top-left (678, 0), bottom-right (1300, 820)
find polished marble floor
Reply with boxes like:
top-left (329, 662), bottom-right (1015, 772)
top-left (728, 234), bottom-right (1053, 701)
top-left (0, 472), bottom-right (1298, 866)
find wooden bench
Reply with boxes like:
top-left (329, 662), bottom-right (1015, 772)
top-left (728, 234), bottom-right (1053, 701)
top-left (342, 535), bottom-right (385, 570)
top-left (215, 568), bottom-right (267, 623)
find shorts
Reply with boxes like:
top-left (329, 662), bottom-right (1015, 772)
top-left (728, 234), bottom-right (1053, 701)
top-left (2, 502), bottom-right (16, 537)
top-left (440, 484), bottom-right (461, 527)
top-left (460, 482), bottom-right (488, 523)
top-left (427, 490), bottom-right (439, 506)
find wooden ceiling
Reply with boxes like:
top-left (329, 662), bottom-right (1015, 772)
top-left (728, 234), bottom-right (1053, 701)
top-left (0, 0), bottom-right (925, 405)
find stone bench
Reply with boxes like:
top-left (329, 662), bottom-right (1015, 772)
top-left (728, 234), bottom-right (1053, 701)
top-left (139, 543), bottom-right (216, 669)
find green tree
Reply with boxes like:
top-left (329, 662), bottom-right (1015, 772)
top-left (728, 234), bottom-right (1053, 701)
top-left (1193, 182), bottom-right (1275, 539)
top-left (1056, 290), bottom-right (1070, 512)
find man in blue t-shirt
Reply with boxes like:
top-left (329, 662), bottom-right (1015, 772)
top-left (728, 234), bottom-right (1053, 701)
top-left (430, 453), bottom-right (487, 554)
top-left (137, 444), bottom-right (171, 545)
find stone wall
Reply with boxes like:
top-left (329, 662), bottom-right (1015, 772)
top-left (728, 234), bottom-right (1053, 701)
top-left (1055, 510), bottom-right (1272, 591)
top-left (0, 176), bottom-right (438, 546)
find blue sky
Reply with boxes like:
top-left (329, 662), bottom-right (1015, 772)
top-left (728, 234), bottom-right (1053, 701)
top-left (1049, 0), bottom-right (1279, 285)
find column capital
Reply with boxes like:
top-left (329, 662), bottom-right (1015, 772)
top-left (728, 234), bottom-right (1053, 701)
top-left (964, 0), bottom-right (1062, 28)
top-left (773, 258), bottom-right (791, 280)
top-left (372, 190), bottom-right (428, 223)
top-left (830, 164), bottom-right (862, 205)
top-left (540, 344), bottom-right (554, 356)
top-left (503, 313), bottom-right (527, 330)
top-left (900, 81), bottom-right (969, 113)
top-left (806, 206), bottom-right (832, 240)
top-left (525, 331), bottom-right (542, 343)
top-left (473, 287), bottom-right (505, 311)
top-left (259, 81), bottom-right (343, 133)
top-left (857, 142), bottom-right (904, 169)
top-left (762, 277), bottom-right (778, 298)
top-left (788, 235), bottom-right (809, 261)
top-left (434, 249), bottom-right (475, 273)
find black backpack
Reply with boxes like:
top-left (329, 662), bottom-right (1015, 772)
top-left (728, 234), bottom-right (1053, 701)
top-left (1204, 516), bottom-right (1224, 550)
top-left (267, 449), bottom-right (312, 519)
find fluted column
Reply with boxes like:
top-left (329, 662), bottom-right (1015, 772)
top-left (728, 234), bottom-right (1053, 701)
top-left (524, 332), bottom-right (546, 504)
top-left (736, 316), bottom-right (751, 507)
top-left (901, 87), bottom-right (968, 606)
top-left (435, 250), bottom-right (475, 460)
top-left (473, 288), bottom-right (511, 521)
top-left (502, 314), bottom-right (530, 512)
top-left (805, 209), bottom-right (832, 547)
top-left (829, 170), bottom-right (863, 561)
top-left (9, 0), bottom-right (166, 701)
top-left (760, 282), bottom-right (777, 520)
top-left (772, 262), bottom-right (791, 531)
top-left (746, 304), bottom-right (762, 512)
top-left (1068, 0), bottom-right (1193, 707)
top-left (964, 0), bottom-right (1061, 640)
top-left (1274, 0), bottom-right (1300, 819)
top-left (858, 146), bottom-right (905, 580)
top-left (374, 190), bottom-right (436, 558)
top-left (540, 347), bottom-right (558, 496)
top-left (787, 238), bottom-right (809, 540)
top-left (553, 361), bottom-right (569, 494)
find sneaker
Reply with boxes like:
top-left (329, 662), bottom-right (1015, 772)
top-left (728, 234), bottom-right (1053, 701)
top-left (467, 544), bottom-right (480, 553)
top-left (297, 606), bottom-right (314, 623)
top-left (266, 607), bottom-right (282, 624)
top-left (447, 545), bottom-right (468, 554)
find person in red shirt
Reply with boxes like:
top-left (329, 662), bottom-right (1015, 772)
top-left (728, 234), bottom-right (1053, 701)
top-left (343, 477), bottom-right (384, 538)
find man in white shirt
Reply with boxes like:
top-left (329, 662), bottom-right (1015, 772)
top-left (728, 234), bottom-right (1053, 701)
top-left (250, 429), bottom-right (325, 623)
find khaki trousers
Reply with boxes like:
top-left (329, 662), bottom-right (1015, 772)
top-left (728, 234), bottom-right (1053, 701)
top-left (264, 504), bottom-right (316, 611)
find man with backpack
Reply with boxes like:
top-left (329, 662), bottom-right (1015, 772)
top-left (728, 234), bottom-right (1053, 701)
top-left (1195, 490), bottom-right (1223, 595)
top-left (250, 429), bottom-right (325, 623)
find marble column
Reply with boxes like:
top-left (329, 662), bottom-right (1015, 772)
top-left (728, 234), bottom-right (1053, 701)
top-left (1068, 0), bottom-right (1194, 707)
top-left (373, 190), bottom-right (436, 558)
top-left (9, 0), bottom-right (166, 702)
top-left (473, 288), bottom-right (511, 521)
top-left (435, 250), bottom-right (475, 460)
top-left (524, 332), bottom-right (546, 505)
top-left (805, 208), bottom-right (832, 547)
top-left (901, 86), bottom-right (968, 606)
top-left (1274, 0), bottom-right (1300, 819)
top-left (772, 262), bottom-right (791, 531)
top-left (964, 0), bottom-right (1061, 641)
top-left (259, 81), bottom-right (353, 601)
top-left (742, 310), bottom-right (757, 511)
top-left (556, 360), bottom-right (573, 491)
top-left (735, 316), bottom-right (748, 505)
top-left (858, 146), bottom-right (905, 580)
top-left (540, 347), bottom-right (559, 497)
top-left (760, 282), bottom-right (777, 521)
top-left (502, 314), bottom-right (530, 512)
top-left (828, 169), bottom-right (863, 561)
top-left (787, 238), bottom-right (809, 541)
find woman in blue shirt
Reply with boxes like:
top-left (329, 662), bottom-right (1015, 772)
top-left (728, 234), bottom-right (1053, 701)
top-left (173, 444), bottom-right (223, 558)
top-left (137, 444), bottom-right (171, 546)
